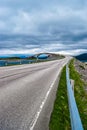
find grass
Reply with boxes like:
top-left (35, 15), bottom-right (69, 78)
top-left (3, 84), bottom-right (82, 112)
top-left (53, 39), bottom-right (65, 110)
top-left (49, 66), bottom-right (71, 130)
top-left (69, 59), bottom-right (87, 130)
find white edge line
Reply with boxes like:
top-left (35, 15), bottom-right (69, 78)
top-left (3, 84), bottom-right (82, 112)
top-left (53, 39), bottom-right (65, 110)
top-left (29, 66), bottom-right (64, 130)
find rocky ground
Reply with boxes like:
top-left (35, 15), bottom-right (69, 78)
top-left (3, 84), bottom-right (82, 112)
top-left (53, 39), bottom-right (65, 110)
top-left (74, 59), bottom-right (87, 91)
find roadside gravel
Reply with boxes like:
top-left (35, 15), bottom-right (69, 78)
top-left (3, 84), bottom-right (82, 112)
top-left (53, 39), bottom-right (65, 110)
top-left (74, 59), bottom-right (87, 90)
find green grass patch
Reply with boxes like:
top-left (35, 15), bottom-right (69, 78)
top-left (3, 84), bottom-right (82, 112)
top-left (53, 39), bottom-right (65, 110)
top-left (69, 59), bottom-right (87, 130)
top-left (49, 66), bottom-right (71, 130)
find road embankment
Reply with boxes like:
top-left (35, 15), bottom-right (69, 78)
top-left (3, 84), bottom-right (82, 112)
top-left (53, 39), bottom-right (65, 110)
top-left (49, 66), bottom-right (71, 130)
top-left (49, 59), bottom-right (87, 130)
top-left (69, 59), bottom-right (87, 130)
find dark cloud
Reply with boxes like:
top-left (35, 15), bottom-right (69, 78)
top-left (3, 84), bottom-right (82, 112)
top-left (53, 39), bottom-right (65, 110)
top-left (0, 0), bottom-right (87, 55)
top-left (0, 32), bottom-right (87, 55)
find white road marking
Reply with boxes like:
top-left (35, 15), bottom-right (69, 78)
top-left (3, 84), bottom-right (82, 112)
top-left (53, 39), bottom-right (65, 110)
top-left (29, 68), bottom-right (62, 130)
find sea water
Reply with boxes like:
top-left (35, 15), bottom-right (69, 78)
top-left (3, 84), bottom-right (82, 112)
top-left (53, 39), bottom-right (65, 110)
top-left (0, 60), bottom-right (35, 67)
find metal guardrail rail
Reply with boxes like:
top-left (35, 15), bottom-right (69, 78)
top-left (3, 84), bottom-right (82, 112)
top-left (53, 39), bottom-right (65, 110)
top-left (66, 65), bottom-right (84, 130)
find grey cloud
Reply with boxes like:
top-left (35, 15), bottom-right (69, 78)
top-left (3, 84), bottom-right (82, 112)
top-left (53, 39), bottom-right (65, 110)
top-left (0, 33), bottom-right (87, 55)
top-left (0, 0), bottom-right (87, 55)
top-left (0, 1), bottom-right (87, 34)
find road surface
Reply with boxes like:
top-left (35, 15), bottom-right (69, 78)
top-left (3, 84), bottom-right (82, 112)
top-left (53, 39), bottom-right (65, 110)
top-left (0, 57), bottom-right (70, 130)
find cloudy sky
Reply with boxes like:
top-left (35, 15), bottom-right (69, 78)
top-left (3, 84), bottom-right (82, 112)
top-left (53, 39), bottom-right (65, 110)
top-left (0, 0), bottom-right (87, 55)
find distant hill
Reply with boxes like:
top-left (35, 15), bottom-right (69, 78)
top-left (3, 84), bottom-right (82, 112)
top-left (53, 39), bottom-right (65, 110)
top-left (75, 53), bottom-right (87, 60)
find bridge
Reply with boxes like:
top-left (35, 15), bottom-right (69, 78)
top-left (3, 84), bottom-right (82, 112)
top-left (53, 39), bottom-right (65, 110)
top-left (0, 57), bottom-right (84, 130)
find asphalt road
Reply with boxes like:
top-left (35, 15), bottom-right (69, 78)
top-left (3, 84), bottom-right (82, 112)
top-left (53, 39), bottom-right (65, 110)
top-left (0, 57), bottom-right (70, 130)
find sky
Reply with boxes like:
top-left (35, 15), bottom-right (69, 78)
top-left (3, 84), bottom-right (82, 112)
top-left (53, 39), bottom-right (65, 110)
top-left (0, 0), bottom-right (87, 55)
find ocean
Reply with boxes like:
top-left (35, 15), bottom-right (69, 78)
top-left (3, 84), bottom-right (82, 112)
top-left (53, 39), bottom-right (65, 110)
top-left (80, 60), bottom-right (87, 63)
top-left (0, 60), bottom-right (35, 67)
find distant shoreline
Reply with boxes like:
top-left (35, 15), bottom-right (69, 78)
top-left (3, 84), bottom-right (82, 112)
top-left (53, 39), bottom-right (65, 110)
top-left (79, 60), bottom-right (87, 63)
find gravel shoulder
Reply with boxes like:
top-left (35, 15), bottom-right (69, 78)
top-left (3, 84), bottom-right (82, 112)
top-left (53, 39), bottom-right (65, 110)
top-left (74, 59), bottom-right (87, 90)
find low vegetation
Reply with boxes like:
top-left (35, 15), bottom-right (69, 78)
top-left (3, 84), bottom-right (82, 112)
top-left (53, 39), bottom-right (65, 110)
top-left (49, 59), bottom-right (87, 130)
top-left (49, 67), bottom-right (71, 130)
top-left (69, 59), bottom-right (87, 129)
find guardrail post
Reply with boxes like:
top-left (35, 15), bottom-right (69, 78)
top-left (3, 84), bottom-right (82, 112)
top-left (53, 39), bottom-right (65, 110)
top-left (66, 65), bottom-right (84, 130)
top-left (70, 79), bottom-right (74, 95)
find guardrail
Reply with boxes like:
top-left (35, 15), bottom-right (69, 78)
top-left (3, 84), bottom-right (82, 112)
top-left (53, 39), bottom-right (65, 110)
top-left (66, 65), bottom-right (84, 130)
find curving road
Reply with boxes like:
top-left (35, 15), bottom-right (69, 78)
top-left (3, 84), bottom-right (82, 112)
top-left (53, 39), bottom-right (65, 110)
top-left (0, 57), bottom-right (70, 130)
